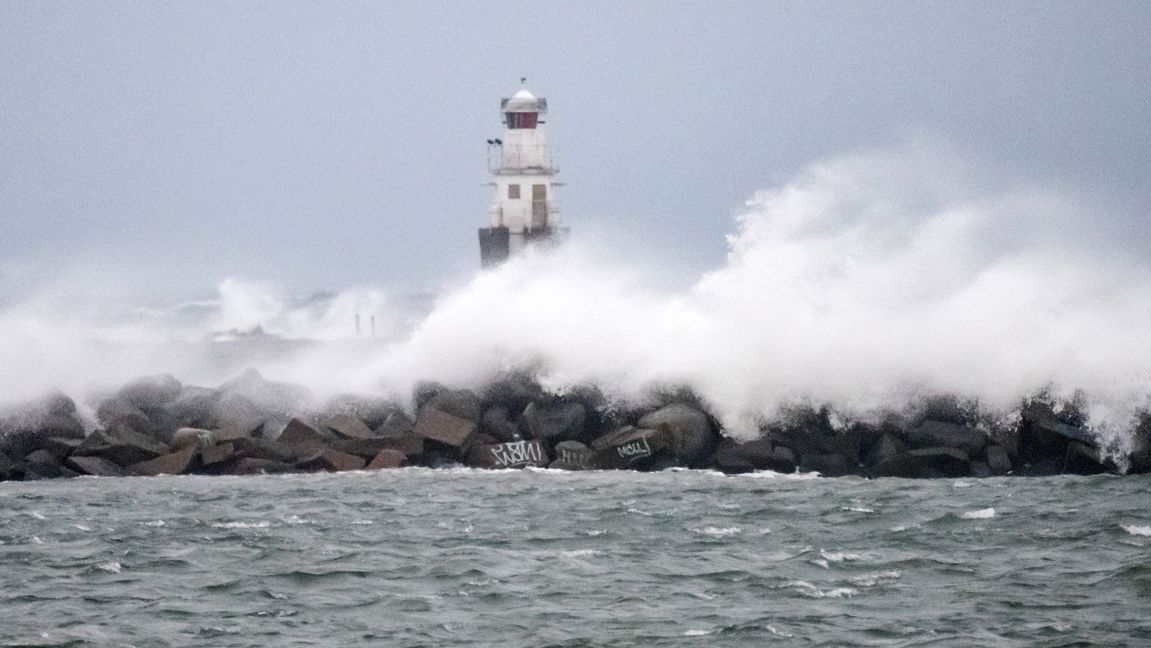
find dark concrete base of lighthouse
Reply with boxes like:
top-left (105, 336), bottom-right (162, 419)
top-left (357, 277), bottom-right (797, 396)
top-left (478, 227), bottom-right (510, 268)
top-left (479, 226), bottom-right (570, 268)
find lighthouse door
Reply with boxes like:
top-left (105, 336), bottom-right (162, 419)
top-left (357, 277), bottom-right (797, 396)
top-left (531, 184), bottom-right (548, 229)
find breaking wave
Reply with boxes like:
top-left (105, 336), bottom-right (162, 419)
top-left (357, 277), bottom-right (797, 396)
top-left (2, 145), bottom-right (1150, 445)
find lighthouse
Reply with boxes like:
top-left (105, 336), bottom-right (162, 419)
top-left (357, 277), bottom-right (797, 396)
top-left (478, 81), bottom-right (565, 267)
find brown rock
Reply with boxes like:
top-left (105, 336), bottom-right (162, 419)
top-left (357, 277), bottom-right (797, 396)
top-left (378, 433), bottom-right (425, 458)
top-left (66, 455), bottom-right (133, 477)
top-left (413, 407), bottom-right (476, 448)
top-left (278, 418), bottom-right (333, 447)
top-left (212, 393), bottom-right (266, 439)
top-left (323, 414), bottom-right (374, 440)
top-left (200, 442), bottom-right (236, 467)
top-left (75, 427), bottom-right (170, 467)
top-left (295, 449), bottom-right (366, 472)
top-left (231, 437), bottom-right (295, 463)
top-left (330, 435), bottom-right (424, 460)
top-left (375, 411), bottom-right (415, 437)
top-left (422, 389), bottom-right (481, 422)
top-left (366, 449), bottom-right (407, 469)
top-left (130, 446), bottom-right (197, 476)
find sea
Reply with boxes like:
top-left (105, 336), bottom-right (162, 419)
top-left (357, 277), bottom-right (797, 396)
top-left (2, 468), bottom-right (1149, 647)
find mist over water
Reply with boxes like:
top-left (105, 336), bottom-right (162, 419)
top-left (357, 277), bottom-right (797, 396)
top-left (3, 147), bottom-right (1150, 442)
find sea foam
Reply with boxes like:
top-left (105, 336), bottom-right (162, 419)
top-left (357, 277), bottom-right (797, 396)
top-left (2, 145), bottom-right (1150, 449)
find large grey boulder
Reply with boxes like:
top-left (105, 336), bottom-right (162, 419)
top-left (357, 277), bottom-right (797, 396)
top-left (211, 393), bottom-right (267, 439)
top-left (130, 446), bottom-right (198, 476)
top-left (74, 426), bottom-right (170, 467)
top-left (171, 427), bottom-right (212, 450)
top-left (799, 452), bottom-right (854, 476)
top-left (905, 420), bottom-right (988, 456)
top-left (908, 447), bottom-right (973, 477)
top-left (170, 386), bottom-right (221, 430)
top-left (637, 403), bottom-right (717, 466)
top-left (413, 406), bottom-right (476, 448)
top-left (66, 455), bottom-right (133, 477)
top-left (320, 394), bottom-right (397, 430)
top-left (465, 439), bottom-right (549, 469)
top-left (331, 435), bottom-right (424, 460)
top-left (230, 437), bottom-right (295, 464)
top-left (714, 439), bottom-right (772, 473)
top-left (422, 389), bottom-right (482, 423)
top-left (714, 439), bottom-right (796, 474)
top-left (985, 445), bottom-right (1012, 475)
top-left (117, 375), bottom-right (183, 409)
top-left (366, 449), bottom-right (407, 469)
top-left (865, 433), bottom-right (908, 468)
top-left (277, 418), bottom-right (335, 450)
top-left (0, 392), bottom-right (85, 457)
top-left (322, 414), bottom-right (374, 440)
top-left (519, 401), bottom-right (587, 444)
top-left (480, 406), bottom-right (521, 442)
top-left (1019, 399), bottom-right (1097, 465)
top-left (592, 426), bottom-right (671, 470)
top-left (96, 394), bottom-right (177, 443)
top-left (375, 411), bottom-right (415, 437)
top-left (24, 449), bottom-right (80, 480)
top-left (1063, 442), bottom-right (1110, 475)
top-left (218, 368), bottom-right (312, 418)
top-left (0, 450), bottom-right (21, 480)
top-left (480, 373), bottom-right (548, 414)
top-left (874, 447), bottom-right (972, 478)
top-left (295, 448), bottom-right (366, 472)
top-left (550, 441), bottom-right (594, 470)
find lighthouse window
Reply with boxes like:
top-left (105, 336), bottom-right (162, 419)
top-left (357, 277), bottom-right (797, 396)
top-left (507, 184), bottom-right (521, 199)
top-left (504, 112), bottom-right (538, 129)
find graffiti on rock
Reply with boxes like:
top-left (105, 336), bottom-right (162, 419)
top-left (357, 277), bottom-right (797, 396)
top-left (616, 436), bottom-right (653, 460)
top-left (489, 440), bottom-right (546, 467)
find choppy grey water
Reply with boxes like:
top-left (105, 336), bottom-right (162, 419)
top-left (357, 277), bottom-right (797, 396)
top-left (2, 469), bottom-right (1149, 647)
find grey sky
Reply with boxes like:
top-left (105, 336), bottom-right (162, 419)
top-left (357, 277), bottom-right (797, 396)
top-left (2, 1), bottom-right (1149, 298)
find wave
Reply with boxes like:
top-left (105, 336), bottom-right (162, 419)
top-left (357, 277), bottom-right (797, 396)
top-left (2, 144), bottom-right (1150, 450)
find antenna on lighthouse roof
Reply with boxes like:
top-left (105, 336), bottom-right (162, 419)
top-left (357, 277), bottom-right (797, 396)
top-left (520, 77), bottom-right (527, 85)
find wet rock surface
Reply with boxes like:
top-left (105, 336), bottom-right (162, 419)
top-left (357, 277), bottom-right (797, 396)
top-left (1, 373), bottom-right (1149, 482)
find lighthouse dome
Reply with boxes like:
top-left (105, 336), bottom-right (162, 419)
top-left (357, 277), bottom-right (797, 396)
top-left (501, 87), bottom-right (547, 113)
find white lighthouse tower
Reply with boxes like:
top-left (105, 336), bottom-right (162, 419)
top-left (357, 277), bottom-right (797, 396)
top-left (479, 81), bottom-right (565, 267)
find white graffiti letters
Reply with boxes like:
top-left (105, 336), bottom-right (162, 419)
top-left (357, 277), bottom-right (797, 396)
top-left (489, 440), bottom-right (544, 467)
top-left (615, 436), bottom-right (653, 459)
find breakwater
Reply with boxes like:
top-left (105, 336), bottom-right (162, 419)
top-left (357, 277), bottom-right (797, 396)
top-left (1, 369), bottom-right (1148, 482)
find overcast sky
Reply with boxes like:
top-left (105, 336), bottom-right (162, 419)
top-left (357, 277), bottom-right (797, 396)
top-left (2, 1), bottom-right (1149, 299)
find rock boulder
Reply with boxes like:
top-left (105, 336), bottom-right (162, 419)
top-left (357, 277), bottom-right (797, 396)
top-left (465, 439), bottom-right (549, 469)
top-left (637, 404), bottom-right (717, 466)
